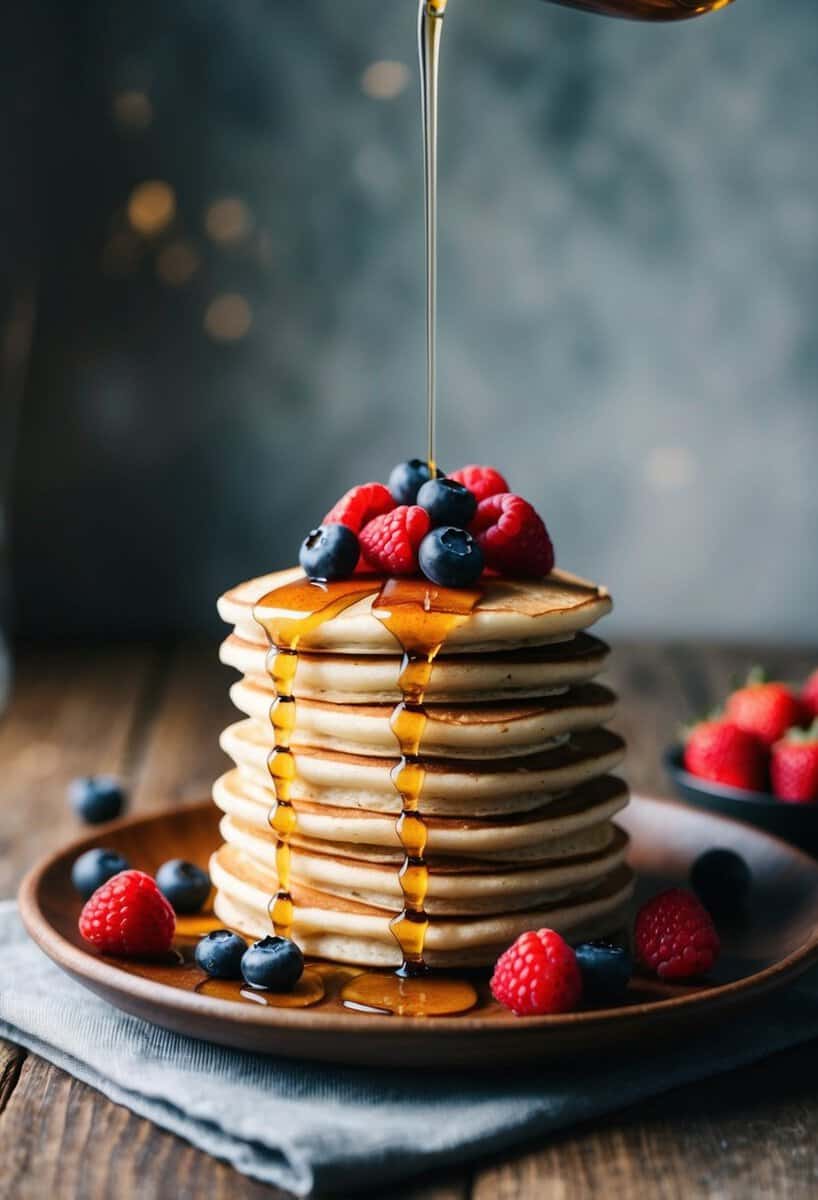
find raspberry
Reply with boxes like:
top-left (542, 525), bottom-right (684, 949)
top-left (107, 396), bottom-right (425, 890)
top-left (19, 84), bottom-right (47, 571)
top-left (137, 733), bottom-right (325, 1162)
top-left (450, 464), bottom-right (509, 503)
top-left (490, 928), bottom-right (582, 1016)
top-left (359, 505), bottom-right (431, 576)
top-left (470, 493), bottom-right (554, 577)
top-left (79, 869), bottom-right (176, 957)
top-left (323, 482), bottom-right (394, 533)
top-left (634, 888), bottom-right (720, 981)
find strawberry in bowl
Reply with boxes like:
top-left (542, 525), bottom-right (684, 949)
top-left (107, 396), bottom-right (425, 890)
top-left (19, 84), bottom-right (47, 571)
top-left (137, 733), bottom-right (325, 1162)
top-left (665, 668), bottom-right (818, 856)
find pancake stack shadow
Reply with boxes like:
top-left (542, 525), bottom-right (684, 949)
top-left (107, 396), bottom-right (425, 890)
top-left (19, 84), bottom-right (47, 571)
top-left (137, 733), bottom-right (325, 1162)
top-left (210, 567), bottom-right (634, 967)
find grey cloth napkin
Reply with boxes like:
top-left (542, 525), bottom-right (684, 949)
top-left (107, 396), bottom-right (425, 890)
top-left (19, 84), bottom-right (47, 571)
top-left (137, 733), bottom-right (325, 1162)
top-left (2, 899), bottom-right (818, 1197)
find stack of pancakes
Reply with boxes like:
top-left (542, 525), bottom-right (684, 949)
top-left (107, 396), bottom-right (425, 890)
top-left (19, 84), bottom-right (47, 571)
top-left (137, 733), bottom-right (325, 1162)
top-left (211, 566), bottom-right (633, 967)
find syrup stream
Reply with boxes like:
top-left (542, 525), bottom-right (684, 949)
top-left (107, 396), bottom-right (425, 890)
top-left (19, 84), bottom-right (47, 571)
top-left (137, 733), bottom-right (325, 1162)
top-left (419, 0), bottom-right (447, 472)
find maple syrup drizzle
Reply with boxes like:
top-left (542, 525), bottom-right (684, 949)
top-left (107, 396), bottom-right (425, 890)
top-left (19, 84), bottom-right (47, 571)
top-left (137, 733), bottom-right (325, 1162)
top-left (340, 577), bottom-right (482, 1017)
top-left (253, 576), bottom-right (381, 939)
top-left (419, 0), bottom-right (447, 472)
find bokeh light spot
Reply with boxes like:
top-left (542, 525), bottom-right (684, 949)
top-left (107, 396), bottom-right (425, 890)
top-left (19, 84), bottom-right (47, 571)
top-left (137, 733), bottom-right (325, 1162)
top-left (205, 197), bottom-right (253, 244)
top-left (644, 446), bottom-right (697, 492)
top-left (113, 91), bottom-right (153, 131)
top-left (156, 240), bottom-right (200, 286)
top-left (360, 61), bottom-right (410, 101)
top-left (127, 181), bottom-right (176, 237)
top-left (204, 294), bottom-right (253, 343)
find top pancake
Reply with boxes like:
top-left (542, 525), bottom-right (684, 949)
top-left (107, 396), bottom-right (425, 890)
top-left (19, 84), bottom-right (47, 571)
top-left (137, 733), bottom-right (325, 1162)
top-left (218, 566), bottom-right (612, 655)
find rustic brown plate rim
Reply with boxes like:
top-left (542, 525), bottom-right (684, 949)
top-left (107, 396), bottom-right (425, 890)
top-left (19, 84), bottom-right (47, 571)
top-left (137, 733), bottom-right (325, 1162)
top-left (18, 795), bottom-right (818, 1040)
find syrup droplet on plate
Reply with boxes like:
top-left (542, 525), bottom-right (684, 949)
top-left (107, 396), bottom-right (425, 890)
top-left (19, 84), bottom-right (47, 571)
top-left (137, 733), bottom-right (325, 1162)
top-left (195, 966), bottom-right (326, 1009)
top-left (341, 971), bottom-right (477, 1018)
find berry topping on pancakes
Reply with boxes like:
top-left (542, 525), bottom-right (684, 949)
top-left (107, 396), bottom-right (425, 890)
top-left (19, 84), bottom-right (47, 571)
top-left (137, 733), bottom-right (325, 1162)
top-left (450, 464), bottom-right (509, 502)
top-left (304, 462), bottom-right (554, 586)
top-left (359, 505), bottom-right (431, 575)
top-left (470, 493), bottom-right (555, 578)
top-left (324, 482), bottom-right (395, 533)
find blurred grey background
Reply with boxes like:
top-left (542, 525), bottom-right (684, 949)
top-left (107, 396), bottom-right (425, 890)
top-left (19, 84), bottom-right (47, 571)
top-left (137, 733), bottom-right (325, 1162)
top-left (4, 0), bottom-right (817, 641)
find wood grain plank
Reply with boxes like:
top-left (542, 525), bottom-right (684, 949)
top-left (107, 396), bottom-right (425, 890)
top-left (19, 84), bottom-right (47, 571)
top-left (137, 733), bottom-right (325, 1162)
top-left (667, 642), bottom-right (817, 727)
top-left (0, 643), bottom-right (165, 898)
top-left (472, 1039), bottom-right (818, 1200)
top-left (603, 641), bottom-right (686, 798)
top-left (395, 1180), bottom-right (470, 1200)
top-left (0, 1040), bottom-right (25, 1114)
top-left (129, 640), bottom-right (234, 814)
top-left (0, 1053), bottom-right (294, 1199)
top-left (0, 1049), bottom-right (469, 1200)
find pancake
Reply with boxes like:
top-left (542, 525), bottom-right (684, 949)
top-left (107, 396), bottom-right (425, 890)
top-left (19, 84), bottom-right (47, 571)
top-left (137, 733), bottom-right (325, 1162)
top-left (220, 719), bottom-right (626, 816)
top-left (211, 843), bottom-right (635, 967)
top-left (213, 769), bottom-right (629, 859)
top-left (211, 844), bottom-right (635, 966)
top-left (218, 813), bottom-right (630, 915)
top-left (218, 566), bottom-right (612, 654)
top-left (228, 680), bottom-right (617, 759)
top-left (212, 562), bottom-right (630, 970)
top-left (219, 631), bottom-right (610, 703)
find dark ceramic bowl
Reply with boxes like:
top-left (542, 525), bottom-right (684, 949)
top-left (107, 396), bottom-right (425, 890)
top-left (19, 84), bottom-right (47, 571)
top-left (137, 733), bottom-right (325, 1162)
top-left (665, 744), bottom-right (818, 859)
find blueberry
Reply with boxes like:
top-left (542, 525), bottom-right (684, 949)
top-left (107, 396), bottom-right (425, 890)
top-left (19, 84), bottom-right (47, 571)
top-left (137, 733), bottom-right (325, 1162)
top-left (195, 929), bottom-right (247, 980)
top-left (240, 935), bottom-right (304, 991)
top-left (155, 859), bottom-right (211, 914)
top-left (68, 776), bottom-right (126, 824)
top-left (388, 458), bottom-right (444, 505)
top-left (70, 847), bottom-right (130, 900)
top-left (418, 526), bottom-right (484, 587)
top-left (299, 523), bottom-right (359, 581)
top-left (574, 939), bottom-right (632, 1002)
top-left (417, 477), bottom-right (477, 528)
top-left (690, 848), bottom-right (752, 916)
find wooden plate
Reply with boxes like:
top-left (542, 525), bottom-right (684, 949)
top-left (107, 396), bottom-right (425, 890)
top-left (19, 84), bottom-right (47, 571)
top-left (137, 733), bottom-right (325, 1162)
top-left (18, 796), bottom-right (818, 1068)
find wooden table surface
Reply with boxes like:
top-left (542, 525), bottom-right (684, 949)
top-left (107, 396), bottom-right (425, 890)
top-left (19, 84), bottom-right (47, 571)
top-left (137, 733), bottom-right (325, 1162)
top-left (2, 638), bottom-right (818, 1199)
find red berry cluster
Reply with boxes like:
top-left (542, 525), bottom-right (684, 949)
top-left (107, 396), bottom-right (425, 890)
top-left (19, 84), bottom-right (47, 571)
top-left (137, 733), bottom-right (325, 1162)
top-left (490, 885), bottom-right (722, 1017)
top-left (684, 667), bottom-right (818, 803)
top-left (301, 461), bottom-right (555, 585)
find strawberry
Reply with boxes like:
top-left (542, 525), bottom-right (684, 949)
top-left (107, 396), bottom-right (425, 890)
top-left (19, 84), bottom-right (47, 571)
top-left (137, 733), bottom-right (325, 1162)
top-left (79, 870), bottom-right (176, 957)
top-left (323, 482), bottom-right (394, 533)
top-left (724, 668), bottom-right (807, 747)
top-left (469, 493), bottom-right (554, 578)
top-left (450, 465), bottom-right (510, 504)
top-left (359, 505), bottom-right (431, 575)
top-left (771, 721), bottom-right (818, 804)
top-left (683, 719), bottom-right (767, 792)
top-left (802, 670), bottom-right (818, 722)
